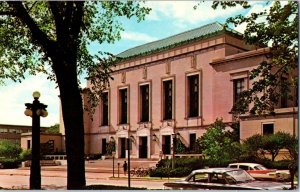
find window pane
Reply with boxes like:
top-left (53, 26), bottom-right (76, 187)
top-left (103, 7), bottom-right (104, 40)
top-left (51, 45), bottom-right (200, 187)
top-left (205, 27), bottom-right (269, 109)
top-left (234, 79), bottom-right (244, 102)
top-left (263, 124), bottom-right (274, 135)
top-left (163, 80), bottom-right (173, 120)
top-left (188, 75), bottom-right (199, 117)
top-left (140, 85), bottom-right (149, 122)
top-left (102, 92), bottom-right (109, 126)
top-left (120, 89), bottom-right (128, 124)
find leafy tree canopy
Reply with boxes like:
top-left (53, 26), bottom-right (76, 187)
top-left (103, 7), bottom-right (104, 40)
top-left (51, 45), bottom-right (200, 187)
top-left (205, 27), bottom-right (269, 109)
top-left (0, 1), bottom-right (150, 189)
top-left (45, 123), bottom-right (60, 134)
top-left (198, 118), bottom-right (241, 163)
top-left (196, 1), bottom-right (298, 115)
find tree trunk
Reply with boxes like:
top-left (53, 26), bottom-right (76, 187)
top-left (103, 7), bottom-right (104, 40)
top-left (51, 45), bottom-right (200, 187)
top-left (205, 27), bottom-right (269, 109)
top-left (53, 56), bottom-right (86, 189)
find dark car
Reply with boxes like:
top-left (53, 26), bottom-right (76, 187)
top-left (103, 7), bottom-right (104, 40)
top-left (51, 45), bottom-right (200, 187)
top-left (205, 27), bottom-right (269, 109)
top-left (163, 168), bottom-right (291, 190)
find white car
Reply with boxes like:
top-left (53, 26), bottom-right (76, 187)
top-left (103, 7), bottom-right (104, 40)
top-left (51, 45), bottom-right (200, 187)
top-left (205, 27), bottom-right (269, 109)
top-left (228, 163), bottom-right (291, 181)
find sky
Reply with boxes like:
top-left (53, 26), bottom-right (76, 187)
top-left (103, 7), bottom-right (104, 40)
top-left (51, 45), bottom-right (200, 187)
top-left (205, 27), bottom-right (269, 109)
top-left (0, 1), bottom-right (273, 127)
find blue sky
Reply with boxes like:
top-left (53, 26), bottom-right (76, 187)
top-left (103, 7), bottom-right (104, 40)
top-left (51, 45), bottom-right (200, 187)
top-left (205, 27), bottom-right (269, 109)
top-left (0, 1), bottom-right (273, 127)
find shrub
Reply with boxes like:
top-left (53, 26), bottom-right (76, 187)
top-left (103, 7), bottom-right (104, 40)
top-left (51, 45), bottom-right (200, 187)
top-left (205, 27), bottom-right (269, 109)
top-left (149, 167), bottom-right (171, 177)
top-left (0, 158), bottom-right (21, 169)
top-left (20, 149), bottom-right (32, 161)
top-left (0, 140), bottom-right (22, 159)
top-left (169, 167), bottom-right (192, 177)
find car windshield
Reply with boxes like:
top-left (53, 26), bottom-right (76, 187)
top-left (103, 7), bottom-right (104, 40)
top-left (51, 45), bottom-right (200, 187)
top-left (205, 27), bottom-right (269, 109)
top-left (225, 170), bottom-right (255, 183)
top-left (254, 165), bottom-right (267, 170)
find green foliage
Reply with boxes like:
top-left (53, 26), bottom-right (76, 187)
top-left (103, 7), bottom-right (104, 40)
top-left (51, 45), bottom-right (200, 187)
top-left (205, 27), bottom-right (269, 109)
top-left (198, 118), bottom-right (239, 163)
top-left (175, 138), bottom-right (188, 154)
top-left (152, 158), bottom-right (204, 177)
top-left (207, 1), bottom-right (298, 115)
top-left (243, 132), bottom-right (298, 162)
top-left (0, 140), bottom-right (22, 159)
top-left (45, 124), bottom-right (60, 134)
top-left (0, 158), bottom-right (21, 169)
top-left (106, 141), bottom-right (115, 155)
top-left (19, 149), bottom-right (32, 161)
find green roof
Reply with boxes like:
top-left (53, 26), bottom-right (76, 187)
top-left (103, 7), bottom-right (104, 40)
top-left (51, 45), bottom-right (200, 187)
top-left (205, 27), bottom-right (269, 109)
top-left (117, 22), bottom-right (242, 60)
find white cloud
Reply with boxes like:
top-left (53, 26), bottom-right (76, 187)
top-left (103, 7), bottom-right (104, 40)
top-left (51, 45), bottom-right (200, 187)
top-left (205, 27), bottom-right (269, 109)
top-left (0, 74), bottom-right (60, 127)
top-left (145, 1), bottom-right (246, 28)
top-left (121, 31), bottom-right (158, 42)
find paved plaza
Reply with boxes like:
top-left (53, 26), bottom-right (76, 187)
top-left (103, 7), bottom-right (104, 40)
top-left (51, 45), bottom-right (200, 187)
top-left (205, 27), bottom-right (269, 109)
top-left (0, 159), bottom-right (170, 190)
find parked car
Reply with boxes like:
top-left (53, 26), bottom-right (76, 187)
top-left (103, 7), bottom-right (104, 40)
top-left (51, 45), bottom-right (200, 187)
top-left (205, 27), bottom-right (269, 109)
top-left (163, 168), bottom-right (291, 190)
top-left (228, 163), bottom-right (291, 181)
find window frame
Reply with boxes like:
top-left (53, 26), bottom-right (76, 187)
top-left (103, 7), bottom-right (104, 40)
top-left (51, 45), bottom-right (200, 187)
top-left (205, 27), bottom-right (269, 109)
top-left (100, 91), bottom-right (109, 126)
top-left (162, 77), bottom-right (175, 121)
top-left (138, 81), bottom-right (151, 123)
top-left (118, 86), bottom-right (130, 125)
top-left (185, 71), bottom-right (201, 119)
top-left (262, 123), bottom-right (274, 135)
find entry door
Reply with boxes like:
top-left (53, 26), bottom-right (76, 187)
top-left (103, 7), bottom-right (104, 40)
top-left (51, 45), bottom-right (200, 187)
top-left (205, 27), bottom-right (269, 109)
top-left (120, 138), bottom-right (126, 158)
top-left (102, 138), bottom-right (107, 155)
top-left (139, 137), bottom-right (148, 158)
top-left (163, 135), bottom-right (171, 154)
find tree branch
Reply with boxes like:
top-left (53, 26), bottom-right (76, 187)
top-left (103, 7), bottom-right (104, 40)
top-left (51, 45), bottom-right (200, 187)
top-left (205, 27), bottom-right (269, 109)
top-left (0, 11), bottom-right (17, 16)
top-left (48, 1), bottom-right (64, 40)
top-left (7, 2), bottom-right (55, 54)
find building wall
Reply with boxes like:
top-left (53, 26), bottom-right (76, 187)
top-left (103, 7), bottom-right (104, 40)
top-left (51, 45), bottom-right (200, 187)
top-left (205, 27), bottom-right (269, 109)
top-left (81, 32), bottom-right (297, 159)
top-left (240, 107), bottom-right (298, 141)
top-left (84, 34), bottom-right (258, 157)
top-left (21, 133), bottom-right (64, 153)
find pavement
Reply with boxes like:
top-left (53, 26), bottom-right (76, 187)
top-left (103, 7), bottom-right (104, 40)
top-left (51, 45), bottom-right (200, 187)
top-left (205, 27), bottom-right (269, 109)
top-left (0, 159), bottom-right (176, 190)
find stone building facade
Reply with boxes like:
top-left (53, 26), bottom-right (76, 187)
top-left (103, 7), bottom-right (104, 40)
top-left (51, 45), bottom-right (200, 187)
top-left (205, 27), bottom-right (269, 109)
top-left (79, 22), bottom-right (298, 159)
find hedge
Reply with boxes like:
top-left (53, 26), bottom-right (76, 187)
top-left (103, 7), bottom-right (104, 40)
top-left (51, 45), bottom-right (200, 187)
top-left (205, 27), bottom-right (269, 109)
top-left (0, 158), bottom-right (21, 169)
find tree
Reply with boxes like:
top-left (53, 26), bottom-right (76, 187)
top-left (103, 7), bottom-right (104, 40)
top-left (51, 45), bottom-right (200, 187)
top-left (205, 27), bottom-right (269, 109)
top-left (0, 1), bottom-right (150, 189)
top-left (45, 124), bottom-right (60, 134)
top-left (199, 118), bottom-right (241, 163)
top-left (196, 1), bottom-right (298, 115)
top-left (0, 140), bottom-right (22, 159)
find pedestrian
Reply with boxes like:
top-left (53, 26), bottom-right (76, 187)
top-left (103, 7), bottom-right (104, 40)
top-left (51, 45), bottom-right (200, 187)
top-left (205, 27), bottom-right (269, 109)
top-left (123, 160), bottom-right (128, 176)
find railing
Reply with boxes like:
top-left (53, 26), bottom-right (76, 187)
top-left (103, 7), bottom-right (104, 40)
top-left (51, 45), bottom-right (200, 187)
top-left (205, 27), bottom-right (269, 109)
top-left (43, 155), bottom-right (67, 160)
top-left (164, 154), bottom-right (203, 159)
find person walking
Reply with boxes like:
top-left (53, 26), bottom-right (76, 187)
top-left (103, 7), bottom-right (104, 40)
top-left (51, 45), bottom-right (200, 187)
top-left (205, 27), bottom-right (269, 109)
top-left (123, 161), bottom-right (128, 176)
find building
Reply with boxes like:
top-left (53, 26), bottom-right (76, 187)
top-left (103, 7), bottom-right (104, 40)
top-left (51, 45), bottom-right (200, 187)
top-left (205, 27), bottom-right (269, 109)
top-left (81, 22), bottom-right (297, 159)
top-left (0, 124), bottom-right (33, 144)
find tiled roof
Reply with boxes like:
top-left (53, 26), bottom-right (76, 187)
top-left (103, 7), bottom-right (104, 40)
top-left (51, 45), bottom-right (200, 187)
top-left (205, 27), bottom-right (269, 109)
top-left (117, 22), bottom-right (241, 59)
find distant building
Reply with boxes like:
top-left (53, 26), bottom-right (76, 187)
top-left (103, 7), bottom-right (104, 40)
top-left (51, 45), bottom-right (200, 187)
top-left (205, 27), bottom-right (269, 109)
top-left (59, 22), bottom-right (298, 159)
top-left (0, 124), bottom-right (33, 144)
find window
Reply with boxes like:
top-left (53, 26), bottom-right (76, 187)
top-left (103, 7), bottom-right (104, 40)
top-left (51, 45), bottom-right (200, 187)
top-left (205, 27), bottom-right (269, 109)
top-left (188, 75), bottom-right (199, 117)
top-left (280, 77), bottom-right (288, 108)
top-left (263, 124), bottom-right (274, 135)
top-left (239, 165), bottom-right (249, 171)
top-left (233, 78), bottom-right (244, 103)
top-left (101, 92), bottom-right (109, 126)
top-left (163, 80), bottom-right (173, 120)
top-left (27, 140), bottom-right (31, 149)
top-left (119, 88), bottom-right (128, 124)
top-left (189, 133), bottom-right (196, 151)
top-left (140, 84), bottom-right (150, 122)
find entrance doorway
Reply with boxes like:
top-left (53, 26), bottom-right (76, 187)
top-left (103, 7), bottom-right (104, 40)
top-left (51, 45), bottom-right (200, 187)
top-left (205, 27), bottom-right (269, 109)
top-left (139, 136), bottom-right (148, 158)
top-left (162, 135), bottom-right (171, 154)
top-left (102, 138), bottom-right (107, 155)
top-left (120, 138), bottom-right (126, 158)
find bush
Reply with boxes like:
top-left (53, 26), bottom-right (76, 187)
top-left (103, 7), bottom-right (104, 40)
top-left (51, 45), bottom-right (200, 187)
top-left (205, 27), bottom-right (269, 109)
top-left (20, 149), bottom-right (32, 161)
top-left (0, 140), bottom-right (22, 159)
top-left (151, 158), bottom-right (204, 177)
top-left (0, 158), bottom-right (21, 169)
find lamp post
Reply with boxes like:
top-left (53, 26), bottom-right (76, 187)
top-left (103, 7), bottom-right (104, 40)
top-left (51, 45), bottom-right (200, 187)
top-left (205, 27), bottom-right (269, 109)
top-left (24, 91), bottom-right (48, 189)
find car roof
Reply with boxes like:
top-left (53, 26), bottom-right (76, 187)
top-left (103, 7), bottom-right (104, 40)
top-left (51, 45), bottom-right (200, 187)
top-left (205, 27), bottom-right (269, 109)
top-left (229, 163), bottom-right (262, 167)
top-left (191, 167), bottom-right (241, 174)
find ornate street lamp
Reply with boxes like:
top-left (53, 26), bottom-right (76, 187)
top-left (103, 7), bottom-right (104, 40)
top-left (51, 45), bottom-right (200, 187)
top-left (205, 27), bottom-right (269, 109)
top-left (24, 91), bottom-right (48, 189)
